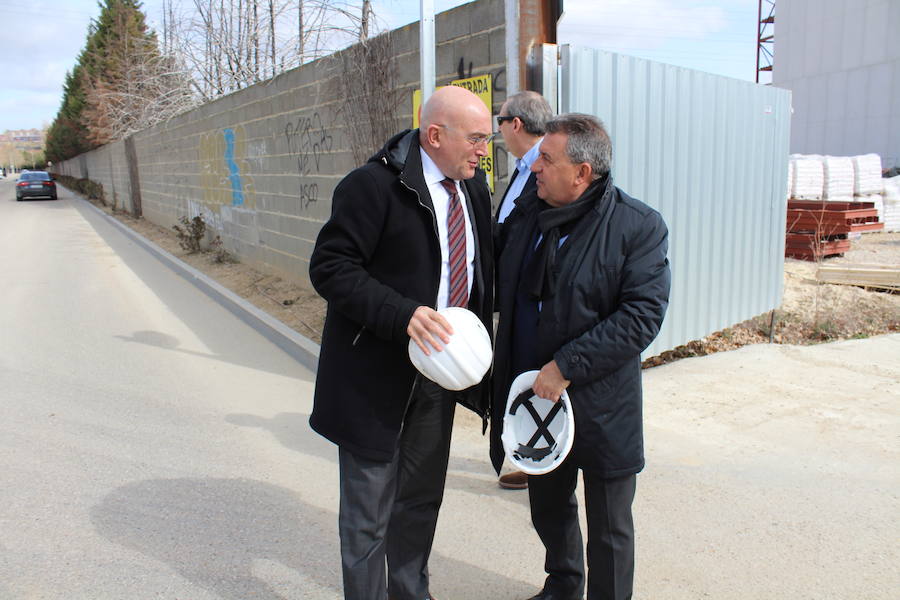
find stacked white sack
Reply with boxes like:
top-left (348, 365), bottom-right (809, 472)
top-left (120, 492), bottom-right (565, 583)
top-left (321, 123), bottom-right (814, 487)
top-left (852, 154), bottom-right (882, 196)
top-left (882, 176), bottom-right (900, 232)
top-left (786, 160), bottom-right (794, 200)
top-left (790, 154), bottom-right (824, 200)
top-left (823, 155), bottom-right (854, 201)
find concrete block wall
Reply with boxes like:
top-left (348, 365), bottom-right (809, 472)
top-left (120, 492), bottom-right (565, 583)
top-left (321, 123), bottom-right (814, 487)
top-left (56, 0), bottom-right (509, 288)
top-left (55, 140), bottom-right (135, 214)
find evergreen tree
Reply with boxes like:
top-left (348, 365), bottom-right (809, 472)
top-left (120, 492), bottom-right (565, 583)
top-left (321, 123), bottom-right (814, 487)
top-left (45, 65), bottom-right (92, 163)
top-left (46, 0), bottom-right (194, 161)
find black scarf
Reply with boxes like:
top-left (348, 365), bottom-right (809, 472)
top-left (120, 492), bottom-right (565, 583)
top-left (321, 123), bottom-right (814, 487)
top-left (524, 177), bottom-right (608, 301)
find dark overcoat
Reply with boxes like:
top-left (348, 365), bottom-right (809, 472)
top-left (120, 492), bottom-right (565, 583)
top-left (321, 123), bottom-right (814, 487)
top-left (309, 130), bottom-right (494, 462)
top-left (490, 176), bottom-right (671, 476)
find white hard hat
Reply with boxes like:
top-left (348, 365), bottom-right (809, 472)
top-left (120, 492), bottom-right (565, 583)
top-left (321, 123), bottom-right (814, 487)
top-left (501, 370), bottom-right (575, 475)
top-left (407, 307), bottom-right (493, 391)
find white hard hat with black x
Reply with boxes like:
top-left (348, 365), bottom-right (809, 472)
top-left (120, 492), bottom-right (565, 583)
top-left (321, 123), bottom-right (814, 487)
top-left (501, 370), bottom-right (575, 475)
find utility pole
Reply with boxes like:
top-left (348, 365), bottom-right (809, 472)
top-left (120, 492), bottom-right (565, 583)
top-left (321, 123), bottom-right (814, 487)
top-left (420, 0), bottom-right (435, 106)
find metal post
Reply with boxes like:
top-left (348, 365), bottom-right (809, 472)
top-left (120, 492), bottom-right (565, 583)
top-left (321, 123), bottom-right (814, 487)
top-left (420, 0), bottom-right (436, 106)
top-left (505, 0), bottom-right (520, 98)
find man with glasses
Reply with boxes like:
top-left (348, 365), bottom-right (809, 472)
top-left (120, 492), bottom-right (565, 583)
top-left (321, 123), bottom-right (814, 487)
top-left (309, 85), bottom-right (495, 600)
top-left (495, 92), bottom-right (554, 235)
top-left (492, 90), bottom-right (554, 491)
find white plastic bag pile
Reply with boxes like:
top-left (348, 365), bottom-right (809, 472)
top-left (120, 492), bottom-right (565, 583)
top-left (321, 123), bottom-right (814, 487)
top-left (789, 154), bottom-right (824, 200)
top-left (787, 153), bottom-right (897, 232)
top-left (822, 156), bottom-right (855, 201)
top-left (851, 154), bottom-right (885, 232)
top-left (786, 160), bottom-right (794, 200)
top-left (882, 175), bottom-right (900, 232)
top-left (852, 154), bottom-right (883, 195)
top-left (788, 153), bottom-right (884, 202)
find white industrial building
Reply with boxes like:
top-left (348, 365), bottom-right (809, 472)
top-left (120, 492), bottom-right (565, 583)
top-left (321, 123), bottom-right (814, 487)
top-left (772, 0), bottom-right (900, 169)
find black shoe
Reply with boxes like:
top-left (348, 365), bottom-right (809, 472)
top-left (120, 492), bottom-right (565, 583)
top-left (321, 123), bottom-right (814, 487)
top-left (498, 470), bottom-right (528, 489)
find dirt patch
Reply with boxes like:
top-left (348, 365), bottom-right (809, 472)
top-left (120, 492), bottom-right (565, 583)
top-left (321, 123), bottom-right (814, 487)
top-left (82, 195), bottom-right (899, 363)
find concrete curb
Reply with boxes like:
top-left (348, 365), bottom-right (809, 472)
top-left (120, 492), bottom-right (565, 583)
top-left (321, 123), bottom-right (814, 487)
top-left (81, 200), bottom-right (321, 373)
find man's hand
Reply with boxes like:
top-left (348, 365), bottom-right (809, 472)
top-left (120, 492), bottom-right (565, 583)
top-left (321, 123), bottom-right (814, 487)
top-left (533, 360), bottom-right (571, 403)
top-left (407, 306), bottom-right (454, 356)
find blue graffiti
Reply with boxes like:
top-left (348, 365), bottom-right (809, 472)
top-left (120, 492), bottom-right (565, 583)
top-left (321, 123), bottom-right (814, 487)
top-left (223, 128), bottom-right (244, 206)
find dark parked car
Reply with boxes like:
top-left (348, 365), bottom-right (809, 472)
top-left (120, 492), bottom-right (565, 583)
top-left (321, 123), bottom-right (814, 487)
top-left (16, 171), bottom-right (57, 201)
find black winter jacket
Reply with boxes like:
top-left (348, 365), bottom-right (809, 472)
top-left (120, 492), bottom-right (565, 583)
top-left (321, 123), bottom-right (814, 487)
top-left (490, 175), bottom-right (670, 476)
top-left (309, 130), bottom-right (494, 462)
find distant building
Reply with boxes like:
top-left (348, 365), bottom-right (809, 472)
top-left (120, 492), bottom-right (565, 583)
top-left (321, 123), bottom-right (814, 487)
top-left (772, 0), bottom-right (899, 169)
top-left (3, 129), bottom-right (44, 149)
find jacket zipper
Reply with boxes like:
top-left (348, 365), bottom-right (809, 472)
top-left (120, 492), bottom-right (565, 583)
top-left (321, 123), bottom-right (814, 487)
top-left (397, 177), bottom-right (439, 424)
top-left (397, 376), bottom-right (420, 438)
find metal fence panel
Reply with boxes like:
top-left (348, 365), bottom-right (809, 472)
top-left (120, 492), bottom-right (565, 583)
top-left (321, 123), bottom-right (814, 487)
top-left (560, 46), bottom-right (792, 357)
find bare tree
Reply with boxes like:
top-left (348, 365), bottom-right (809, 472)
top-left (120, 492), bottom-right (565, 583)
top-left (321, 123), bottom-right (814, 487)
top-left (82, 38), bottom-right (197, 143)
top-left (332, 30), bottom-right (402, 166)
top-left (159, 0), bottom-right (379, 102)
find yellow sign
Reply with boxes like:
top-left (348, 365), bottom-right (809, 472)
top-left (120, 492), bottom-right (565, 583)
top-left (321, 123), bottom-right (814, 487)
top-left (413, 74), bottom-right (494, 192)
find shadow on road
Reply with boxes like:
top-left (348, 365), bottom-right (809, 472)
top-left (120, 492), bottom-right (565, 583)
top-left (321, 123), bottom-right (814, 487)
top-left (112, 328), bottom-right (312, 381)
top-left (91, 477), bottom-right (532, 599)
top-left (226, 412), bottom-right (336, 464)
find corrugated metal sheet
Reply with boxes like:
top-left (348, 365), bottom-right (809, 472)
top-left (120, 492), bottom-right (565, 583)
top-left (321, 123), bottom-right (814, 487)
top-left (559, 46), bottom-right (793, 358)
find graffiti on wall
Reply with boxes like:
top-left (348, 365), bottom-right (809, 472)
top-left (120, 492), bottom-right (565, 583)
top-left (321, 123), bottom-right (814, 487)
top-left (284, 111), bottom-right (333, 211)
top-left (457, 58), bottom-right (506, 93)
top-left (199, 125), bottom-right (257, 211)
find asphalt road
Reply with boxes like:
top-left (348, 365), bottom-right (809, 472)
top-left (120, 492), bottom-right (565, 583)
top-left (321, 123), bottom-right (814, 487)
top-left (0, 180), bottom-right (337, 598)
top-left (1, 178), bottom-right (897, 599)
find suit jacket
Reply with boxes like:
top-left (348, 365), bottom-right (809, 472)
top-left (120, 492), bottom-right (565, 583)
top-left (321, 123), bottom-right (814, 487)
top-left (495, 168), bottom-right (537, 222)
top-left (309, 130), bottom-right (494, 462)
top-left (490, 176), bottom-right (670, 476)
top-left (495, 168), bottom-right (537, 254)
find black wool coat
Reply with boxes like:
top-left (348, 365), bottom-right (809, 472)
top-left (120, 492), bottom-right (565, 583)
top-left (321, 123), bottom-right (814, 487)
top-left (309, 130), bottom-right (494, 462)
top-left (490, 175), bottom-right (671, 476)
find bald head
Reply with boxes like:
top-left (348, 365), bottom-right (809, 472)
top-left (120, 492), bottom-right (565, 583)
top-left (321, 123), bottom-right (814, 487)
top-left (420, 86), bottom-right (493, 181)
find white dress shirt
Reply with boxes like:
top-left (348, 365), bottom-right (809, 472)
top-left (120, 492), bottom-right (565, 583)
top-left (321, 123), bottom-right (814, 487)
top-left (420, 148), bottom-right (476, 310)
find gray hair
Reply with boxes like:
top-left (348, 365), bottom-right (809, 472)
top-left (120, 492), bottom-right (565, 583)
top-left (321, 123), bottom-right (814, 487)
top-left (545, 113), bottom-right (612, 179)
top-left (504, 91), bottom-right (553, 136)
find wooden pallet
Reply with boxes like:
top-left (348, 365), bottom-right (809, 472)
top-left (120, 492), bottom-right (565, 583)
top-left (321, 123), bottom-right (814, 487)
top-left (816, 264), bottom-right (900, 291)
top-left (785, 199), bottom-right (884, 260)
top-left (788, 200), bottom-right (876, 211)
top-left (785, 234), bottom-right (850, 260)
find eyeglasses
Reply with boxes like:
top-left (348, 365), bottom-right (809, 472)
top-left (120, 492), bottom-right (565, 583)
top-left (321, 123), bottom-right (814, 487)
top-left (496, 115), bottom-right (518, 126)
top-left (437, 124), bottom-right (496, 147)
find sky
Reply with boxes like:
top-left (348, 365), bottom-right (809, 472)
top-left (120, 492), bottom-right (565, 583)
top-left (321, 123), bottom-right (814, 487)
top-left (0, 0), bottom-right (761, 132)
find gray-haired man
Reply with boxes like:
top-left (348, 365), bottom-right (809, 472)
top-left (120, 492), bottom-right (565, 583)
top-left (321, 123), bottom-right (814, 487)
top-left (494, 90), bottom-right (554, 490)
top-left (495, 91), bottom-right (554, 230)
top-left (491, 113), bottom-right (671, 600)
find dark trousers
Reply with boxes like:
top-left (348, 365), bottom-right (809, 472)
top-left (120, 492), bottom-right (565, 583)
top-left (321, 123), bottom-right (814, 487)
top-left (529, 459), bottom-right (637, 600)
top-left (338, 378), bottom-right (456, 600)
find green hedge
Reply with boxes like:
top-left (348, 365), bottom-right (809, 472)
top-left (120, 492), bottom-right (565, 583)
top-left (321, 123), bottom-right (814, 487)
top-left (54, 174), bottom-right (105, 203)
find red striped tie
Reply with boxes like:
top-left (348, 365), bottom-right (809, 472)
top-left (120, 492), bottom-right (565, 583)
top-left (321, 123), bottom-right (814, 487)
top-left (440, 178), bottom-right (468, 308)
